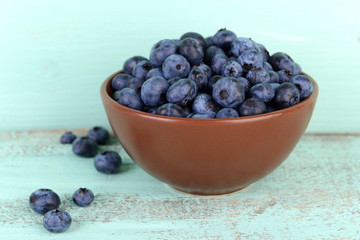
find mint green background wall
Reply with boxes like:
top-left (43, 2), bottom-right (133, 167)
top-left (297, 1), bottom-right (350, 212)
top-left (0, 0), bottom-right (359, 132)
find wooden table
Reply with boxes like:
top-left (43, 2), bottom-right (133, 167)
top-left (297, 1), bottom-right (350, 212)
top-left (1, 129), bottom-right (359, 239)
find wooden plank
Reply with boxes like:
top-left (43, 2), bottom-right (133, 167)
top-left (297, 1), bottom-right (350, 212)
top-left (0, 130), bottom-right (360, 239)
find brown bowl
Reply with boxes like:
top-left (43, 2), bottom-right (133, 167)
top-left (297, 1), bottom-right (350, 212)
top-left (100, 71), bottom-right (319, 195)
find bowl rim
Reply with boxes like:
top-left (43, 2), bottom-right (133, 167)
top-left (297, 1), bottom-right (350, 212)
top-left (100, 70), bottom-right (319, 123)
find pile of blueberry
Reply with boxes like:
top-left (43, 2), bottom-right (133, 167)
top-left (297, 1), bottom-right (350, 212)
top-left (111, 28), bottom-right (313, 118)
top-left (29, 188), bottom-right (94, 233)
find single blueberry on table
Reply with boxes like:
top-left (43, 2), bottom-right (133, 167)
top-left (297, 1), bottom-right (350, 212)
top-left (186, 113), bottom-right (212, 119)
top-left (204, 46), bottom-right (225, 65)
top-left (188, 67), bottom-right (207, 90)
top-left (293, 63), bottom-right (303, 75)
top-left (212, 28), bottom-right (237, 51)
top-left (231, 37), bottom-right (260, 57)
top-left (211, 54), bottom-right (228, 75)
top-left (256, 43), bottom-right (270, 62)
top-left (146, 68), bottom-right (164, 80)
top-left (206, 75), bottom-right (222, 94)
top-left (212, 77), bottom-right (245, 108)
top-left (180, 32), bottom-right (207, 50)
top-left (269, 52), bottom-right (295, 74)
top-left (263, 62), bottom-right (273, 71)
top-left (127, 77), bottom-right (144, 93)
top-left (150, 39), bottom-right (178, 67)
top-left (60, 132), bottom-right (76, 144)
top-left (132, 60), bottom-right (152, 80)
top-left (237, 49), bottom-right (264, 72)
top-left (123, 56), bottom-right (148, 75)
top-left (86, 126), bottom-right (109, 145)
top-left (273, 82), bottom-right (300, 109)
top-left (192, 93), bottom-right (220, 118)
top-left (179, 37), bottom-right (204, 65)
top-left (246, 67), bottom-right (271, 85)
top-left (166, 78), bottom-right (197, 106)
top-left (215, 108), bottom-right (239, 118)
top-left (236, 77), bottom-right (250, 94)
top-left (162, 54), bottom-right (190, 79)
top-left (111, 73), bottom-right (133, 92)
top-left (194, 62), bottom-right (212, 78)
top-left (29, 189), bottom-right (61, 215)
top-left (140, 76), bottom-right (169, 107)
top-left (221, 60), bottom-right (243, 78)
top-left (268, 70), bottom-right (280, 83)
top-left (94, 151), bottom-right (122, 174)
top-left (113, 88), bottom-right (144, 111)
top-left (238, 98), bottom-right (267, 117)
top-left (277, 70), bottom-right (293, 83)
top-left (43, 209), bottom-right (72, 233)
top-left (73, 188), bottom-right (94, 207)
top-left (249, 83), bottom-right (275, 103)
top-left (290, 74), bottom-right (313, 100)
top-left (72, 137), bottom-right (98, 158)
top-left (156, 103), bottom-right (184, 117)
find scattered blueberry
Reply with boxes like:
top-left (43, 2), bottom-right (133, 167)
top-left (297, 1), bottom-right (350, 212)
top-left (277, 70), bottom-right (293, 83)
top-left (123, 56), bottom-right (148, 75)
top-left (212, 77), bottom-right (245, 108)
top-left (215, 108), bottom-right (239, 118)
top-left (249, 83), bottom-right (275, 103)
top-left (237, 49), bottom-right (264, 72)
top-left (231, 37), bottom-right (260, 57)
top-left (290, 74), bottom-right (313, 100)
top-left (166, 78), bottom-right (197, 106)
top-left (156, 103), bottom-right (184, 117)
top-left (113, 88), bottom-right (144, 111)
top-left (150, 39), bottom-right (178, 67)
top-left (29, 189), bottom-right (61, 215)
top-left (72, 137), bottom-right (98, 158)
top-left (60, 132), bottom-right (76, 144)
top-left (221, 60), bottom-right (243, 78)
top-left (246, 67), bottom-right (270, 85)
top-left (162, 54), bottom-right (190, 79)
top-left (192, 93), bottom-right (220, 118)
top-left (211, 54), bottom-right (228, 75)
top-left (212, 28), bottom-right (237, 51)
top-left (43, 209), bottom-right (72, 233)
top-left (179, 38), bottom-right (204, 65)
top-left (269, 52), bottom-right (295, 74)
top-left (180, 32), bottom-right (207, 50)
top-left (73, 188), bottom-right (94, 207)
top-left (146, 68), bottom-right (164, 80)
top-left (140, 76), bottom-right (169, 107)
top-left (86, 126), bottom-right (109, 145)
top-left (268, 71), bottom-right (280, 83)
top-left (188, 67), bottom-right (208, 90)
top-left (111, 73), bottom-right (133, 91)
top-left (94, 151), bottom-right (122, 174)
top-left (132, 60), bottom-right (152, 80)
top-left (238, 98), bottom-right (267, 116)
top-left (273, 82), bottom-right (300, 109)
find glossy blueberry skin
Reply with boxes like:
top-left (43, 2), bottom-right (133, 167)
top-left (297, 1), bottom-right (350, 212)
top-left (212, 77), bottom-right (245, 108)
top-left (206, 75), bottom-right (222, 94)
top-left (211, 54), bottom-right (228, 75)
top-left (268, 71), bottom-right (280, 83)
top-left (186, 113), bottom-right (212, 119)
top-left (150, 39), bottom-right (178, 67)
top-left (162, 54), bottom-right (190, 80)
top-left (43, 209), bottom-right (72, 233)
top-left (205, 36), bottom-right (213, 47)
top-left (132, 60), bottom-right (153, 80)
top-left (256, 43), bottom-right (270, 62)
top-left (86, 126), bottom-right (109, 145)
top-left (146, 68), bottom-right (164, 80)
top-left (212, 28), bottom-right (237, 51)
top-left (179, 38), bottom-right (204, 65)
top-left (166, 78), bottom-right (197, 106)
top-left (192, 93), bottom-right (220, 118)
top-left (156, 103), bottom-right (184, 117)
top-left (263, 62), bottom-right (273, 71)
top-left (236, 77), bottom-right (250, 94)
top-left (269, 52), bottom-right (295, 74)
top-left (249, 83), bottom-right (275, 103)
top-left (123, 56), bottom-right (148, 75)
top-left (231, 37), bottom-right (260, 57)
top-left (111, 73), bottom-right (133, 92)
top-left (29, 189), bottom-right (61, 215)
top-left (188, 67), bottom-right (207, 90)
top-left (60, 132), bottom-right (76, 144)
top-left (73, 188), bottom-right (94, 207)
top-left (127, 78), bottom-right (144, 93)
top-left (277, 70), bottom-right (293, 83)
top-left (221, 60), bottom-right (243, 78)
top-left (215, 108), bottom-right (239, 118)
top-left (180, 32), bottom-right (207, 50)
top-left (238, 98), bottom-right (267, 117)
top-left (293, 63), bottom-right (302, 75)
top-left (273, 82), bottom-right (300, 109)
top-left (237, 50), bottom-right (264, 72)
top-left (204, 46), bottom-right (225, 65)
top-left (140, 76), bottom-right (169, 107)
top-left (290, 74), bottom-right (313, 100)
top-left (94, 151), bottom-right (122, 174)
top-left (72, 137), bottom-right (98, 158)
top-left (246, 67), bottom-right (270, 85)
top-left (194, 62), bottom-right (212, 78)
top-left (113, 88), bottom-right (143, 111)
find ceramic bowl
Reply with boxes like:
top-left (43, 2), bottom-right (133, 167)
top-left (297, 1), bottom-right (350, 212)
top-left (100, 71), bottom-right (318, 195)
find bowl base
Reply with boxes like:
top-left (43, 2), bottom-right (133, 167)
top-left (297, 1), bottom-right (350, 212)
top-left (168, 185), bottom-right (248, 196)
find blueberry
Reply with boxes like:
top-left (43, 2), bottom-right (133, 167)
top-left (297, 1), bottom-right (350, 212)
top-left (268, 71), bottom-right (280, 83)
top-left (205, 36), bottom-right (213, 47)
top-left (94, 150), bottom-right (122, 174)
top-left (167, 77), bottom-right (181, 86)
top-left (29, 189), bottom-right (61, 215)
top-left (127, 78), bottom-right (144, 93)
top-left (249, 83), bottom-right (275, 103)
top-left (277, 70), bottom-right (293, 83)
top-left (256, 43), bottom-right (270, 62)
top-left (212, 77), bottom-right (245, 108)
top-left (237, 49), bottom-right (264, 72)
top-left (215, 108), bottom-right (239, 118)
top-left (238, 98), bottom-right (267, 116)
top-left (221, 60), bottom-right (243, 78)
top-left (231, 37), bottom-right (260, 57)
top-left (166, 78), bottom-right (197, 106)
top-left (293, 63), bottom-right (302, 75)
top-left (140, 76), bottom-right (169, 107)
top-left (113, 88), bottom-right (143, 111)
top-left (150, 39), bottom-right (178, 67)
top-left (204, 46), bottom-right (225, 65)
top-left (172, 39), bottom-right (181, 46)
top-left (269, 83), bottom-right (280, 90)
top-left (182, 105), bottom-right (193, 116)
top-left (43, 209), bottom-right (71, 233)
top-left (162, 54), bottom-right (190, 79)
top-left (188, 67), bottom-right (207, 90)
top-left (186, 113), bottom-right (212, 119)
top-left (273, 82), bottom-right (300, 109)
top-left (246, 67), bottom-right (270, 85)
top-left (179, 38), bottom-right (204, 65)
top-left (60, 132), bottom-right (76, 144)
top-left (147, 107), bottom-right (158, 114)
top-left (263, 62), bottom-right (273, 71)
top-left (206, 75), bottom-right (222, 94)
top-left (211, 54), bottom-right (228, 75)
top-left (236, 77), bottom-right (250, 94)
top-left (86, 126), bottom-right (109, 145)
top-left (132, 60), bottom-right (152, 80)
top-left (290, 74), bottom-right (313, 100)
top-left (269, 52), bottom-right (295, 74)
top-left (156, 103), bottom-right (184, 117)
top-left (123, 56), bottom-right (148, 75)
top-left (73, 188), bottom-right (94, 207)
top-left (146, 67), bottom-right (164, 79)
top-left (194, 62), bottom-right (212, 78)
top-left (266, 104), bottom-right (277, 113)
top-left (111, 73), bottom-right (133, 91)
top-left (212, 28), bottom-right (237, 51)
top-left (180, 32), bottom-right (207, 50)
top-left (72, 137), bottom-right (98, 158)
top-left (192, 93), bottom-right (220, 118)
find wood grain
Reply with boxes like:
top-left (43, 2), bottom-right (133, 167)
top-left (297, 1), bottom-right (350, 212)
top-left (0, 129), bottom-right (359, 239)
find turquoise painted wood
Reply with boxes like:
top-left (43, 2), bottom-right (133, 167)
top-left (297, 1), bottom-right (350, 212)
top-left (0, 129), bottom-right (359, 239)
top-left (0, 0), bottom-right (360, 132)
